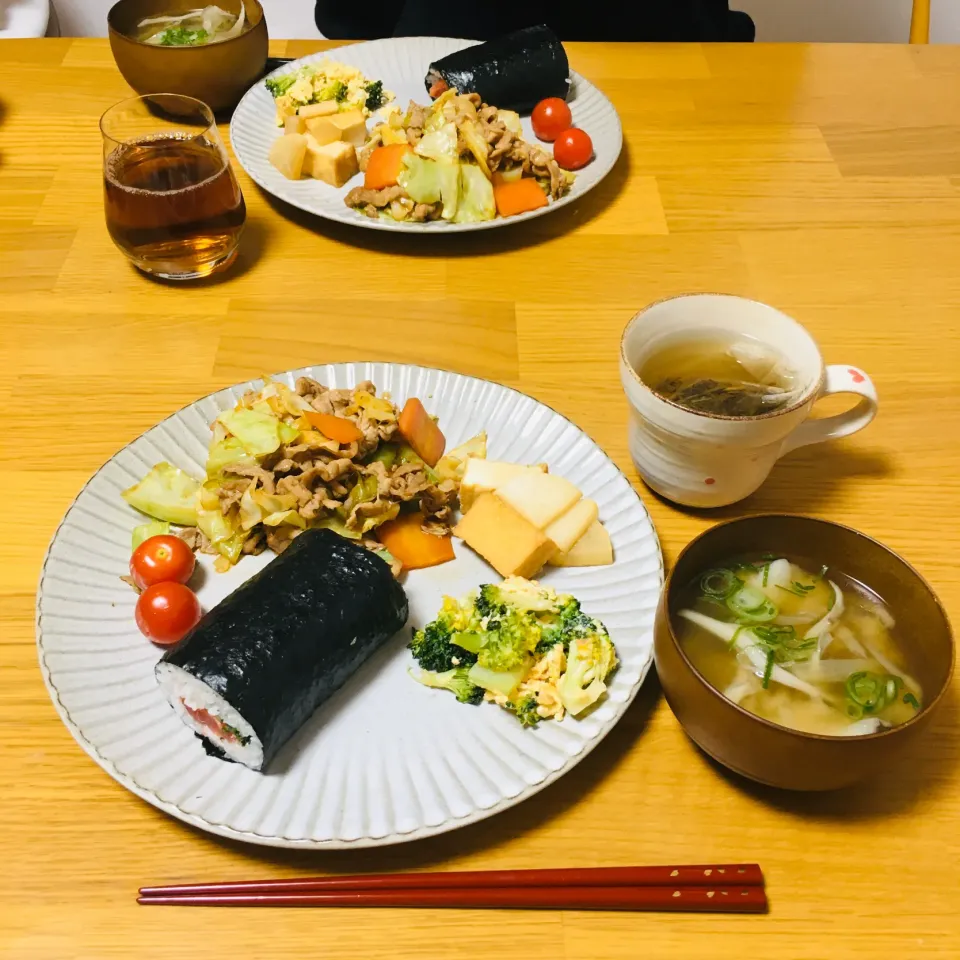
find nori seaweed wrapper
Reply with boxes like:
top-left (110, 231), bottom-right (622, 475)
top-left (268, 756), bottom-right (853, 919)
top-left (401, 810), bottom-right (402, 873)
top-left (425, 25), bottom-right (570, 113)
top-left (159, 529), bottom-right (409, 768)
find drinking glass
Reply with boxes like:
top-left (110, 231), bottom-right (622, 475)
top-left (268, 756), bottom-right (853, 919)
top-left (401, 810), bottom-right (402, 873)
top-left (101, 94), bottom-right (246, 279)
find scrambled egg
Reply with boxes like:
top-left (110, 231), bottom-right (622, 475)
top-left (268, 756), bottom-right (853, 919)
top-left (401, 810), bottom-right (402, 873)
top-left (519, 642), bottom-right (568, 721)
top-left (273, 59), bottom-right (394, 125)
top-left (485, 643), bottom-right (568, 721)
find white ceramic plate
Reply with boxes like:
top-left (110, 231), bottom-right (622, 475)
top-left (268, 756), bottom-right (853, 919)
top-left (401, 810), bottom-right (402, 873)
top-left (0, 0), bottom-right (49, 38)
top-left (229, 37), bottom-right (623, 233)
top-left (36, 364), bottom-right (661, 849)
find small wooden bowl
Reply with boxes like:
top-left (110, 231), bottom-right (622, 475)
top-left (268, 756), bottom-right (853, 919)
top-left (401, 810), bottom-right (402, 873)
top-left (108, 0), bottom-right (268, 113)
top-left (654, 514), bottom-right (954, 791)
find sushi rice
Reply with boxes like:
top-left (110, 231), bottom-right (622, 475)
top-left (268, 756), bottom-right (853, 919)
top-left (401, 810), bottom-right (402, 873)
top-left (156, 662), bottom-right (264, 770)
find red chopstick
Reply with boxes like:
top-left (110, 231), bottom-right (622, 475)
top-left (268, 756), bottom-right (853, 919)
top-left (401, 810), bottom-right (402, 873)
top-left (138, 884), bottom-right (767, 913)
top-left (139, 863), bottom-right (763, 898)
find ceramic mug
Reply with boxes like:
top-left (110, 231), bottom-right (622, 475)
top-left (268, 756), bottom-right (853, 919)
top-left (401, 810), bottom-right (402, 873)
top-left (619, 294), bottom-right (878, 508)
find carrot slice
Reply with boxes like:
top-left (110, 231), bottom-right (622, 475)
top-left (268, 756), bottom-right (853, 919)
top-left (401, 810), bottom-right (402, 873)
top-left (428, 78), bottom-right (449, 100)
top-left (305, 411), bottom-right (363, 444)
top-left (493, 178), bottom-right (548, 218)
top-left (364, 144), bottom-right (413, 190)
top-left (377, 512), bottom-right (455, 570)
top-left (398, 398), bottom-right (446, 467)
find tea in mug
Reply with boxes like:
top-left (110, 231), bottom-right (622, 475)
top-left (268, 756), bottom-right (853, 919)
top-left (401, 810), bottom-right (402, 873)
top-left (637, 329), bottom-right (801, 418)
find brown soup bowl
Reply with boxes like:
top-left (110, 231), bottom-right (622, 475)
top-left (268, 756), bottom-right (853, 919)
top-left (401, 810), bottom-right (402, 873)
top-left (654, 514), bottom-right (954, 791)
top-left (108, 0), bottom-right (268, 113)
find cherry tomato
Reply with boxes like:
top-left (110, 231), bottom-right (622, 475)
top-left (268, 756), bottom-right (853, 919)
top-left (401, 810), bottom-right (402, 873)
top-left (136, 582), bottom-right (201, 646)
top-left (553, 128), bottom-right (594, 171)
top-left (531, 98), bottom-right (573, 142)
top-left (130, 534), bottom-right (196, 590)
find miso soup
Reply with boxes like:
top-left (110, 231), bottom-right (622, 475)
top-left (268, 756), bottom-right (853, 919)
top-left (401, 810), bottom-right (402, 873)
top-left (137, 5), bottom-right (250, 46)
top-left (673, 555), bottom-right (923, 736)
top-left (638, 329), bottom-right (801, 417)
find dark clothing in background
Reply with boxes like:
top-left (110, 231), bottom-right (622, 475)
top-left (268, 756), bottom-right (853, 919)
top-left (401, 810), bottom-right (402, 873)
top-left (315, 2), bottom-right (755, 43)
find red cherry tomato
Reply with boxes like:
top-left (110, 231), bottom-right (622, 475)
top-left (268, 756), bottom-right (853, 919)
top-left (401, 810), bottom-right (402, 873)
top-left (130, 534), bottom-right (196, 590)
top-left (136, 582), bottom-right (201, 646)
top-left (531, 97), bottom-right (572, 142)
top-left (553, 128), bottom-right (594, 171)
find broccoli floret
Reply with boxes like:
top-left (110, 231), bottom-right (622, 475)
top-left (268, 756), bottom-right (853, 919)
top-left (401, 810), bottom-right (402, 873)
top-left (475, 583), bottom-right (507, 621)
top-left (510, 696), bottom-right (541, 727)
top-left (265, 74), bottom-right (297, 98)
top-left (477, 624), bottom-right (529, 671)
top-left (318, 79), bottom-right (348, 103)
top-left (534, 597), bottom-right (598, 654)
top-left (557, 633), bottom-right (618, 717)
top-left (474, 592), bottom-right (531, 670)
top-left (416, 668), bottom-right (484, 705)
top-left (365, 80), bottom-right (385, 111)
top-left (532, 597), bottom-right (575, 653)
top-left (409, 620), bottom-right (477, 673)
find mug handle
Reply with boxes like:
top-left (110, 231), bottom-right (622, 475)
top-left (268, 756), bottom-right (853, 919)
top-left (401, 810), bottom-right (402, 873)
top-left (779, 365), bottom-right (878, 457)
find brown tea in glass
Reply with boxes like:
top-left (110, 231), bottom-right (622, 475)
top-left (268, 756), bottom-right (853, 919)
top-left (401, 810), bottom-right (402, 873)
top-left (101, 94), bottom-right (245, 279)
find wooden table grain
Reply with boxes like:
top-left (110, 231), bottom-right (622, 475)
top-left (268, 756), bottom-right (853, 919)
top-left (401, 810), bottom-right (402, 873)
top-left (1, 37), bottom-right (958, 960)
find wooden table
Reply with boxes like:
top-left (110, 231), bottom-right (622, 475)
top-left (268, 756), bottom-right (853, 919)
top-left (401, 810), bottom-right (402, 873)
top-left (2, 37), bottom-right (958, 960)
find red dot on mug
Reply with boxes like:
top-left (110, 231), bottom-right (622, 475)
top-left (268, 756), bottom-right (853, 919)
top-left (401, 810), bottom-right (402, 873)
top-left (704, 477), bottom-right (716, 485)
top-left (848, 369), bottom-right (865, 384)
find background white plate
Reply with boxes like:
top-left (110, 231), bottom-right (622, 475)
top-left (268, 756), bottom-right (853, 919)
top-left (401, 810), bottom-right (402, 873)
top-left (0, 0), bottom-right (49, 38)
top-left (37, 364), bottom-right (662, 849)
top-left (230, 37), bottom-right (623, 233)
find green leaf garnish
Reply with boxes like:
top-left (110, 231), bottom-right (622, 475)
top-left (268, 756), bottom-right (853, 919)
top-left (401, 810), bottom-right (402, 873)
top-left (776, 581), bottom-right (816, 597)
top-left (761, 649), bottom-right (774, 688)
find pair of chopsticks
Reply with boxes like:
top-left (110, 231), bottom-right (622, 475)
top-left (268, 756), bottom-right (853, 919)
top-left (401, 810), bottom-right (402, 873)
top-left (139, 863), bottom-right (767, 913)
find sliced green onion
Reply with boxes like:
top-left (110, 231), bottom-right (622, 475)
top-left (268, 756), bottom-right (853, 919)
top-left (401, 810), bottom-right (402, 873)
top-left (818, 564), bottom-right (829, 580)
top-left (727, 587), bottom-right (778, 623)
top-left (776, 583), bottom-right (803, 598)
top-left (903, 692), bottom-right (921, 710)
top-left (753, 624), bottom-right (794, 642)
top-left (761, 649), bottom-right (774, 689)
top-left (730, 586), bottom-right (769, 612)
top-left (700, 568), bottom-right (742, 599)
top-left (845, 671), bottom-right (901, 714)
top-left (761, 563), bottom-right (770, 587)
top-left (846, 701), bottom-right (865, 720)
top-left (753, 624), bottom-right (817, 663)
top-left (777, 581), bottom-right (816, 598)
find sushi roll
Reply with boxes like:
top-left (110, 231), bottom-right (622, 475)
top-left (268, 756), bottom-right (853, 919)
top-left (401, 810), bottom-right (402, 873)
top-left (155, 529), bottom-right (408, 771)
top-left (425, 25), bottom-right (570, 114)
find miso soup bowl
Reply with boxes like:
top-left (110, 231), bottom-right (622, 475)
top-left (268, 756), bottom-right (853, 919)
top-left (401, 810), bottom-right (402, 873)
top-left (654, 514), bottom-right (954, 791)
top-left (108, 0), bottom-right (268, 113)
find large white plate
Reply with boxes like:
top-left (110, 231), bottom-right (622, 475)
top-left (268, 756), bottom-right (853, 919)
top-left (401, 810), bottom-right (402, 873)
top-left (229, 37), bottom-right (623, 233)
top-left (36, 364), bottom-right (661, 849)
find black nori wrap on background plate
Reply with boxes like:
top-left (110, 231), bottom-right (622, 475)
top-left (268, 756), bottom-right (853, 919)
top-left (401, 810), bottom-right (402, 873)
top-left (159, 529), bottom-right (408, 769)
top-left (425, 25), bottom-right (570, 114)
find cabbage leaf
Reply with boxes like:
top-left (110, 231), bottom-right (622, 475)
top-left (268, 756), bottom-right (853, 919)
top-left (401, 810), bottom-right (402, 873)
top-left (122, 462), bottom-right (200, 526)
top-left (454, 165), bottom-right (496, 223)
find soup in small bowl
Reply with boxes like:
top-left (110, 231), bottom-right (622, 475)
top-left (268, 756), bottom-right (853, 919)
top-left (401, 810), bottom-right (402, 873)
top-left (108, 0), bottom-right (268, 112)
top-left (654, 515), bottom-right (953, 791)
